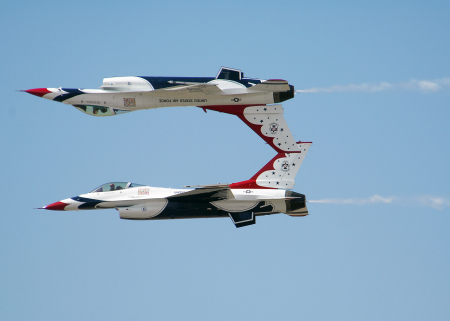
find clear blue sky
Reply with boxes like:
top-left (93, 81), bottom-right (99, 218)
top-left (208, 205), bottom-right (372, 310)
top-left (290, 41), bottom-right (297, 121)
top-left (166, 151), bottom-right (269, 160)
top-left (1, 1), bottom-right (449, 320)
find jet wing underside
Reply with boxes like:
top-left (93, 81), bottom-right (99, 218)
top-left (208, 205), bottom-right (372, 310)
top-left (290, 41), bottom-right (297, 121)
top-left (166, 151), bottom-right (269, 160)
top-left (167, 186), bottom-right (232, 202)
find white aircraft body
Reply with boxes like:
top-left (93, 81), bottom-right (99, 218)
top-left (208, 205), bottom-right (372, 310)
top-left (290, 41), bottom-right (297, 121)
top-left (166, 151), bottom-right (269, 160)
top-left (24, 67), bottom-right (297, 153)
top-left (41, 143), bottom-right (312, 228)
top-left (24, 67), bottom-right (294, 115)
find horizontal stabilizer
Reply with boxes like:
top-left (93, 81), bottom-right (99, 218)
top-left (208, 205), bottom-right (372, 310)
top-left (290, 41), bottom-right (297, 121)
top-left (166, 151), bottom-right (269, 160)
top-left (248, 79), bottom-right (291, 93)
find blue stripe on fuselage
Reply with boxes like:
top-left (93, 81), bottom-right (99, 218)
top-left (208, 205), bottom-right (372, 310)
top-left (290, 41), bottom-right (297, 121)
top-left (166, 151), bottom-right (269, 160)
top-left (71, 196), bottom-right (103, 209)
top-left (53, 88), bottom-right (84, 102)
top-left (138, 76), bottom-right (262, 90)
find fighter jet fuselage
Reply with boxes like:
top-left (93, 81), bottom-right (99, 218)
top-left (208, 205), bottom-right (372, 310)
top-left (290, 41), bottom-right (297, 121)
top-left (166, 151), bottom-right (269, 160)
top-left (25, 67), bottom-right (295, 117)
top-left (42, 143), bottom-right (312, 228)
top-left (44, 182), bottom-right (308, 228)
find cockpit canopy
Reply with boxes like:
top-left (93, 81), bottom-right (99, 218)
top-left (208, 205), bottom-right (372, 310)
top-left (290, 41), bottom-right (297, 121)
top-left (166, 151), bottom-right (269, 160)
top-left (73, 104), bottom-right (131, 117)
top-left (90, 182), bottom-right (145, 193)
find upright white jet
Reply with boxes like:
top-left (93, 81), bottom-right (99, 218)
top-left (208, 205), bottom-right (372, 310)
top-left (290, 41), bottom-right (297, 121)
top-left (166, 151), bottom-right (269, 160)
top-left (41, 142), bottom-right (312, 228)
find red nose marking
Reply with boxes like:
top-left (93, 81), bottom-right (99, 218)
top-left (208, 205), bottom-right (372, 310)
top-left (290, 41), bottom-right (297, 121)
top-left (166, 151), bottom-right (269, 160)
top-left (44, 201), bottom-right (68, 211)
top-left (24, 88), bottom-right (51, 97)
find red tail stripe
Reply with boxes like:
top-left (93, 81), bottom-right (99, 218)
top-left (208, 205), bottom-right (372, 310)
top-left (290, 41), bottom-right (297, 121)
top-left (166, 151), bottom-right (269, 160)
top-left (230, 153), bottom-right (286, 189)
top-left (201, 105), bottom-right (260, 115)
top-left (229, 180), bottom-right (275, 189)
top-left (201, 105), bottom-right (288, 154)
top-left (248, 153), bottom-right (286, 180)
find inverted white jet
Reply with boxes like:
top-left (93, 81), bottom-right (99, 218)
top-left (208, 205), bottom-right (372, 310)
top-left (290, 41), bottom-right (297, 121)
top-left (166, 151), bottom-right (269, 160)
top-left (24, 67), bottom-right (298, 152)
top-left (41, 142), bottom-right (312, 228)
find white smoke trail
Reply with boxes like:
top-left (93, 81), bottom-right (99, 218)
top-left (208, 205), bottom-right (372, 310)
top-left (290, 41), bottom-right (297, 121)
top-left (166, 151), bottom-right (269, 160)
top-left (308, 195), bottom-right (396, 205)
top-left (414, 195), bottom-right (450, 210)
top-left (308, 195), bottom-right (450, 210)
top-left (297, 78), bottom-right (450, 93)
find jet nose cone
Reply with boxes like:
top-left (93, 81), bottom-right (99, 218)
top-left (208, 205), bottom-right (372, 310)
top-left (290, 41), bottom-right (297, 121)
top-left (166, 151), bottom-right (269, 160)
top-left (43, 201), bottom-right (69, 211)
top-left (24, 88), bottom-right (51, 97)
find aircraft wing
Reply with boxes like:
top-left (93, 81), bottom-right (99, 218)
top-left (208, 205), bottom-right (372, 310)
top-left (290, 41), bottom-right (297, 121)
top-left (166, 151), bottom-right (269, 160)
top-left (167, 186), bottom-right (232, 202)
top-left (152, 83), bottom-right (222, 95)
top-left (204, 104), bottom-right (301, 153)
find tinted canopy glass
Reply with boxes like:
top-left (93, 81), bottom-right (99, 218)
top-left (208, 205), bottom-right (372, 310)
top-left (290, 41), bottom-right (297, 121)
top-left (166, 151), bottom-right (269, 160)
top-left (73, 105), bottom-right (131, 117)
top-left (90, 182), bottom-right (145, 193)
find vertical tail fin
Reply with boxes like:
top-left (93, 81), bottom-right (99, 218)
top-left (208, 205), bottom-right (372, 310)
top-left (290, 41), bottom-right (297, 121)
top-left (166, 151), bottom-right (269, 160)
top-left (204, 104), bottom-right (302, 154)
top-left (230, 142), bottom-right (312, 190)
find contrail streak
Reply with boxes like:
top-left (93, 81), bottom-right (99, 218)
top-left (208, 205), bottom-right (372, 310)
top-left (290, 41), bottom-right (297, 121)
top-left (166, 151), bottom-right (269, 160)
top-left (308, 195), bottom-right (395, 205)
top-left (296, 78), bottom-right (450, 93)
top-left (307, 195), bottom-right (450, 210)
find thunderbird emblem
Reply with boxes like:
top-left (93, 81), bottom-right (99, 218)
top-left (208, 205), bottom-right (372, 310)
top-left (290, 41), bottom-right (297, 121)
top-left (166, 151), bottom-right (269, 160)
top-left (269, 122), bottom-right (279, 134)
top-left (281, 160), bottom-right (290, 172)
